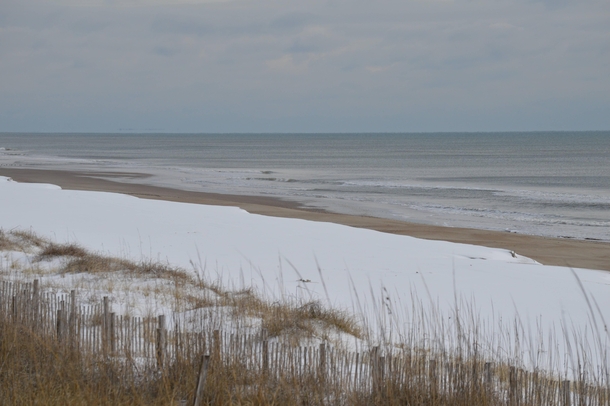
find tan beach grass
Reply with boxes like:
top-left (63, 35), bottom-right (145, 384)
top-left (2, 230), bottom-right (608, 405)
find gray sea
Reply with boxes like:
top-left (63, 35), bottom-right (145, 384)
top-left (1, 132), bottom-right (609, 241)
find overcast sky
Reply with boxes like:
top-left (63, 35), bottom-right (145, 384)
top-left (1, 0), bottom-right (609, 132)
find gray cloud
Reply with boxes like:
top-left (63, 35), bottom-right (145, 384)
top-left (269, 11), bottom-right (319, 32)
top-left (151, 16), bottom-right (218, 36)
top-left (0, 0), bottom-right (609, 132)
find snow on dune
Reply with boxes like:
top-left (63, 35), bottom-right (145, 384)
top-left (1, 176), bottom-right (609, 372)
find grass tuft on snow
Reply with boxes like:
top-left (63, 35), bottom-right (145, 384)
top-left (2, 228), bottom-right (610, 405)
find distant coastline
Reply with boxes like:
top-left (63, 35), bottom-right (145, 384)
top-left (2, 132), bottom-right (610, 243)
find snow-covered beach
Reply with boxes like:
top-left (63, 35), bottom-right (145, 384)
top-left (3, 167), bottom-right (609, 273)
top-left (2, 173), bottom-right (610, 375)
top-left (2, 0), bottom-right (608, 397)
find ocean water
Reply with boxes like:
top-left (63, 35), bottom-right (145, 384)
top-left (1, 132), bottom-right (609, 241)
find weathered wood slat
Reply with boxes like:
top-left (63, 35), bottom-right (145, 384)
top-left (1, 278), bottom-right (609, 405)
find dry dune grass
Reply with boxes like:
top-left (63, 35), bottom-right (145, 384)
top-left (0, 228), bottom-right (46, 252)
top-left (37, 241), bottom-right (192, 283)
top-left (2, 229), bottom-right (361, 341)
top-left (0, 316), bottom-right (503, 406)
top-left (1, 228), bottom-right (609, 405)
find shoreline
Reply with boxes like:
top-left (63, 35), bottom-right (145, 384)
top-left (2, 167), bottom-right (609, 272)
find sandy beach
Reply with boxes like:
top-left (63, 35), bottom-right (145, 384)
top-left (2, 167), bottom-right (609, 272)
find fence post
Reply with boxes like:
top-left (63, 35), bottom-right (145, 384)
top-left (103, 296), bottom-right (109, 354)
top-left (370, 346), bottom-right (380, 394)
top-left (562, 380), bottom-right (571, 406)
top-left (32, 279), bottom-right (39, 330)
top-left (509, 366), bottom-right (518, 406)
top-left (429, 358), bottom-right (438, 397)
top-left (262, 340), bottom-right (269, 375)
top-left (12, 295), bottom-right (19, 323)
top-left (319, 343), bottom-right (326, 384)
top-left (379, 356), bottom-right (385, 392)
top-left (21, 289), bottom-right (28, 323)
top-left (212, 329), bottom-right (221, 366)
top-left (110, 312), bottom-right (116, 354)
top-left (56, 309), bottom-right (62, 342)
top-left (57, 303), bottom-right (66, 344)
top-left (193, 355), bottom-right (210, 406)
top-left (484, 362), bottom-right (492, 386)
top-left (472, 359), bottom-right (479, 392)
top-left (484, 362), bottom-right (493, 397)
top-left (69, 290), bottom-right (77, 347)
top-left (157, 315), bottom-right (166, 369)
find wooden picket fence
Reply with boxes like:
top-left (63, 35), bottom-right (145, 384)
top-left (1, 278), bottom-right (608, 405)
